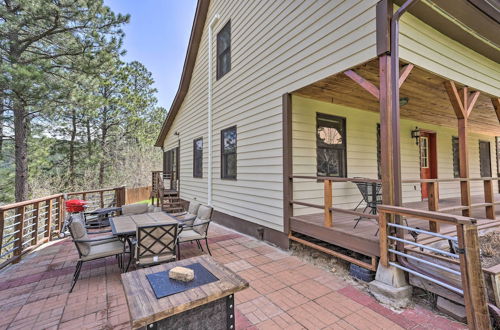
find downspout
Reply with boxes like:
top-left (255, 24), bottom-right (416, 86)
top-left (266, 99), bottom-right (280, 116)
top-left (389, 0), bottom-right (457, 305)
top-left (390, 0), bottom-right (419, 208)
top-left (207, 14), bottom-right (220, 206)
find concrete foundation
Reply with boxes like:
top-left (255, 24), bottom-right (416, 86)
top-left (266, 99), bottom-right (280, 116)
top-left (369, 263), bottom-right (413, 308)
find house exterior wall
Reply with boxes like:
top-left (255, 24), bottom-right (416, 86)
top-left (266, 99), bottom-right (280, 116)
top-left (399, 11), bottom-right (500, 97)
top-left (162, 0), bottom-right (379, 232)
top-left (161, 0), bottom-right (499, 234)
top-left (292, 95), bottom-right (498, 216)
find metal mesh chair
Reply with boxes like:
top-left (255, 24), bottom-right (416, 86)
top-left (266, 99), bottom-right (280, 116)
top-left (353, 181), bottom-right (382, 231)
top-left (135, 223), bottom-right (178, 267)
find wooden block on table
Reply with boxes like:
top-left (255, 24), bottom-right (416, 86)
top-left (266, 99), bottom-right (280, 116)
top-left (169, 266), bottom-right (194, 282)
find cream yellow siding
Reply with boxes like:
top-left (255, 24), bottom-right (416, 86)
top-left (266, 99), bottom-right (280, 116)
top-left (400, 11), bottom-right (500, 96)
top-left (163, 0), bottom-right (379, 231)
top-left (162, 0), bottom-right (499, 233)
top-left (292, 95), bottom-right (498, 216)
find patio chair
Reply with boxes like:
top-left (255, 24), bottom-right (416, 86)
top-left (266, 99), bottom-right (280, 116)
top-left (353, 180), bottom-right (382, 231)
top-left (172, 201), bottom-right (201, 226)
top-left (177, 205), bottom-right (214, 258)
top-left (122, 203), bottom-right (161, 215)
top-left (135, 223), bottom-right (178, 267)
top-left (68, 216), bottom-right (125, 293)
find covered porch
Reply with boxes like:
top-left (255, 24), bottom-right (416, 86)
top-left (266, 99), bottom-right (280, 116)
top-left (282, 55), bottom-right (500, 323)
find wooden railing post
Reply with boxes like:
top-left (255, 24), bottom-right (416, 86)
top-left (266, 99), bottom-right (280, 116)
top-left (483, 179), bottom-right (495, 220)
top-left (13, 206), bottom-right (25, 263)
top-left (457, 223), bottom-right (491, 329)
top-left (0, 210), bottom-right (4, 254)
top-left (45, 199), bottom-right (53, 240)
top-left (32, 202), bottom-right (40, 245)
top-left (378, 211), bottom-right (388, 267)
top-left (99, 191), bottom-right (104, 208)
top-left (427, 181), bottom-right (440, 232)
top-left (324, 179), bottom-right (333, 227)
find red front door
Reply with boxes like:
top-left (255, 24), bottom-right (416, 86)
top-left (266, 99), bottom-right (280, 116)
top-left (419, 132), bottom-right (437, 199)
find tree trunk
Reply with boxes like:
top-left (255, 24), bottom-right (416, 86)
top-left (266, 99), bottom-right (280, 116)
top-left (0, 97), bottom-right (4, 159)
top-left (69, 107), bottom-right (77, 188)
top-left (14, 100), bottom-right (28, 202)
top-left (86, 119), bottom-right (92, 158)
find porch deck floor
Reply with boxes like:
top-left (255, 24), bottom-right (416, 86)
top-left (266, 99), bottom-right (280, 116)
top-left (290, 194), bottom-right (500, 258)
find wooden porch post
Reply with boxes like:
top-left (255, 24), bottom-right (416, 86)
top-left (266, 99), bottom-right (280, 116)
top-left (324, 179), bottom-right (333, 227)
top-left (444, 81), bottom-right (480, 217)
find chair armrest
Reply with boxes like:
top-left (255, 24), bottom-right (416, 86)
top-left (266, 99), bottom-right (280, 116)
top-left (73, 236), bottom-right (117, 243)
top-left (188, 220), bottom-right (211, 228)
top-left (87, 229), bottom-right (112, 234)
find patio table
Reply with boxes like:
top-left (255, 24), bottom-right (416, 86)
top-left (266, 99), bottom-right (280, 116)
top-left (110, 211), bottom-right (179, 236)
top-left (121, 254), bottom-right (249, 329)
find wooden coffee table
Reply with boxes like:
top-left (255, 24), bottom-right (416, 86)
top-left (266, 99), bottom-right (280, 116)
top-left (121, 255), bottom-right (249, 329)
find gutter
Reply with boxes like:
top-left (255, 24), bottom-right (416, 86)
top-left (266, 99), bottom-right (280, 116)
top-left (207, 14), bottom-right (220, 206)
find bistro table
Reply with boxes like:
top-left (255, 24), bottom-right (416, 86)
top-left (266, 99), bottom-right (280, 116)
top-left (110, 211), bottom-right (180, 271)
top-left (110, 211), bottom-right (179, 236)
top-left (121, 254), bottom-right (249, 329)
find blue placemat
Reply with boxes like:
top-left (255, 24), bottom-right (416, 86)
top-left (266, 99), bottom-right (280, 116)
top-left (146, 263), bottom-right (219, 299)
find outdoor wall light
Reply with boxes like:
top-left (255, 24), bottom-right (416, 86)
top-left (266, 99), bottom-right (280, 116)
top-left (411, 127), bottom-right (420, 145)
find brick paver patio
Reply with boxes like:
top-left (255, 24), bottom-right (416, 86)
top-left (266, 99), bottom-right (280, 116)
top-left (0, 223), bottom-right (467, 329)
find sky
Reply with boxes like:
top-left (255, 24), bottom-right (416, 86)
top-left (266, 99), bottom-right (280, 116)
top-left (103, 0), bottom-right (198, 110)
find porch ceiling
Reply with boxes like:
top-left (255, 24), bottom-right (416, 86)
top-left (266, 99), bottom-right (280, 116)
top-left (294, 59), bottom-right (500, 136)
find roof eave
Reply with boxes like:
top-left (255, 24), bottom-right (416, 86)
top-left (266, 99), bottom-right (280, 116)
top-left (155, 0), bottom-right (210, 147)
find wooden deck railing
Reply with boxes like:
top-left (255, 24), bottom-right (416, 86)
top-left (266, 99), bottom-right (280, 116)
top-left (0, 186), bottom-right (126, 269)
top-left (290, 175), bottom-right (498, 231)
top-left (378, 205), bottom-right (491, 329)
top-left (290, 175), bottom-right (381, 228)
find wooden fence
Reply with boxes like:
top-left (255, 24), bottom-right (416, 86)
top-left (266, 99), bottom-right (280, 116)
top-left (125, 186), bottom-right (152, 204)
top-left (0, 186), bottom-right (127, 269)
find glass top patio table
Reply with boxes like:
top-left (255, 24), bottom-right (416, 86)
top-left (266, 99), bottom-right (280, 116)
top-left (110, 211), bottom-right (180, 236)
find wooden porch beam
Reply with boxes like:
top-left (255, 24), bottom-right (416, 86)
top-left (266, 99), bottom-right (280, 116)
top-left (466, 91), bottom-right (480, 118)
top-left (344, 70), bottom-right (380, 100)
top-left (398, 64), bottom-right (414, 88)
top-left (492, 98), bottom-right (500, 123)
top-left (444, 81), bottom-right (466, 119)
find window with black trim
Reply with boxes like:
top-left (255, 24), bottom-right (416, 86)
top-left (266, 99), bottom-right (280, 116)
top-left (452, 136), bottom-right (460, 178)
top-left (316, 113), bottom-right (346, 177)
top-left (193, 138), bottom-right (203, 178)
top-left (221, 126), bottom-right (237, 179)
top-left (217, 21), bottom-right (231, 79)
top-left (479, 140), bottom-right (492, 177)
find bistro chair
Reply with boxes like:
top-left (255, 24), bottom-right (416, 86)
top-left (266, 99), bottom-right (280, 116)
top-left (353, 180), bottom-right (382, 232)
top-left (172, 201), bottom-right (201, 226)
top-left (68, 215), bottom-right (125, 292)
top-left (177, 205), bottom-right (214, 258)
top-left (135, 223), bottom-right (178, 267)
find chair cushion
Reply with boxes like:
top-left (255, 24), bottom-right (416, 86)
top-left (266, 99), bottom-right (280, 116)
top-left (136, 253), bottom-right (176, 266)
top-left (178, 229), bottom-right (205, 242)
top-left (196, 205), bottom-right (213, 220)
top-left (122, 203), bottom-right (149, 215)
top-left (188, 202), bottom-right (201, 215)
top-left (81, 240), bottom-right (123, 261)
top-left (69, 217), bottom-right (90, 256)
top-left (192, 217), bottom-right (210, 235)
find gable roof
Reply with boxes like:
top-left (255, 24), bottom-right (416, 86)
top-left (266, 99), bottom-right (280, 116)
top-left (155, 0), bottom-right (209, 147)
